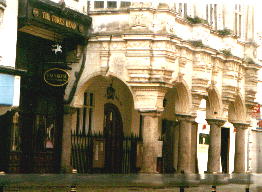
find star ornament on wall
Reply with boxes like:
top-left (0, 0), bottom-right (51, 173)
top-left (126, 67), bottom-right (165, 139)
top-left (51, 43), bottom-right (62, 54)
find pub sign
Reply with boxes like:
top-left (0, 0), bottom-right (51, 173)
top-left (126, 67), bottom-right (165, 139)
top-left (44, 68), bottom-right (69, 87)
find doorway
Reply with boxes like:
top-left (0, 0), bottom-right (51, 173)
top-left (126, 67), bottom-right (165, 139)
top-left (16, 32), bottom-right (65, 173)
top-left (162, 119), bottom-right (177, 173)
top-left (221, 127), bottom-right (230, 173)
top-left (103, 103), bottom-right (123, 173)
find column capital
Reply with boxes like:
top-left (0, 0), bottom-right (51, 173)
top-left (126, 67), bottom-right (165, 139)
top-left (176, 114), bottom-right (196, 122)
top-left (206, 119), bottom-right (226, 127)
top-left (140, 110), bottom-right (162, 117)
top-left (233, 123), bottom-right (249, 130)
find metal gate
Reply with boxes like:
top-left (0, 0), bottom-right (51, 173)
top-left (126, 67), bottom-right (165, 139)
top-left (71, 131), bottom-right (141, 173)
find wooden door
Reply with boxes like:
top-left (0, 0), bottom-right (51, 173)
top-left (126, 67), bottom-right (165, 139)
top-left (104, 103), bottom-right (123, 173)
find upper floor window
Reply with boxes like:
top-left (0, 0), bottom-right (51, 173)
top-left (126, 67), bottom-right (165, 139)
top-left (175, 3), bottom-right (188, 18)
top-left (107, 1), bottom-right (117, 8)
top-left (206, 4), bottom-right (217, 29)
top-left (120, 1), bottom-right (130, 8)
top-left (94, 1), bottom-right (104, 9)
top-left (234, 4), bottom-right (242, 37)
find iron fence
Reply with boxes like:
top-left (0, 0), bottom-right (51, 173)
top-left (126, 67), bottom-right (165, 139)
top-left (71, 131), bottom-right (141, 174)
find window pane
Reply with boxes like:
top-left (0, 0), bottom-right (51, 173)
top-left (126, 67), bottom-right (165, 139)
top-left (183, 3), bottom-right (187, 18)
top-left (34, 115), bottom-right (56, 151)
top-left (94, 1), bottom-right (104, 8)
top-left (239, 15), bottom-right (241, 37)
top-left (90, 93), bottom-right (94, 106)
top-left (120, 1), bottom-right (130, 8)
top-left (107, 1), bottom-right (117, 8)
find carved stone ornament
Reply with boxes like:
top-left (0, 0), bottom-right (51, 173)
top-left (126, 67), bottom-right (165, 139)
top-left (130, 12), bottom-right (148, 28)
top-left (179, 57), bottom-right (187, 68)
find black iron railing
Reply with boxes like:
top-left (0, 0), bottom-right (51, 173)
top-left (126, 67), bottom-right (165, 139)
top-left (71, 131), bottom-right (141, 174)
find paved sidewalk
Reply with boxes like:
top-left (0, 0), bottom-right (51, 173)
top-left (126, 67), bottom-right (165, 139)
top-left (3, 185), bottom-right (259, 192)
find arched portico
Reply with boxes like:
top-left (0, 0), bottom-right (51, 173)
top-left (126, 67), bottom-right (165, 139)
top-left (228, 95), bottom-right (246, 124)
top-left (206, 88), bottom-right (225, 173)
top-left (206, 88), bottom-right (223, 119)
top-left (71, 72), bottom-right (135, 109)
top-left (61, 74), bottom-right (140, 173)
top-left (161, 81), bottom-right (193, 173)
top-left (228, 94), bottom-right (249, 173)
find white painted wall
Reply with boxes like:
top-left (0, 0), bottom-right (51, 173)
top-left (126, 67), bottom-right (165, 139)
top-left (0, 1), bottom-right (20, 112)
top-left (0, 0), bottom-right (18, 68)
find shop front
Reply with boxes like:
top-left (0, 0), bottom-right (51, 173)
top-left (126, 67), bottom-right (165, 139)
top-left (0, 0), bottom-right (91, 173)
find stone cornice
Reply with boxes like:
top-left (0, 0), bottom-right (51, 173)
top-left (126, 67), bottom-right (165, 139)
top-left (129, 83), bottom-right (171, 90)
top-left (88, 33), bottom-right (256, 68)
top-left (139, 110), bottom-right (162, 116)
top-left (244, 62), bottom-right (261, 71)
top-left (232, 122), bottom-right (250, 129)
top-left (176, 114), bottom-right (196, 122)
top-left (206, 119), bottom-right (226, 126)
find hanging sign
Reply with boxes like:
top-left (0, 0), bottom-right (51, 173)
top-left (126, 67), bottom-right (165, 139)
top-left (32, 8), bottom-right (85, 33)
top-left (44, 68), bottom-right (69, 87)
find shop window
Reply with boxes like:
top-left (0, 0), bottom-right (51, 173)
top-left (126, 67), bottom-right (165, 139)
top-left (33, 115), bottom-right (56, 152)
top-left (107, 1), bottom-right (117, 8)
top-left (76, 92), bottom-right (94, 134)
top-left (120, 1), bottom-right (130, 8)
top-left (94, 1), bottom-right (104, 9)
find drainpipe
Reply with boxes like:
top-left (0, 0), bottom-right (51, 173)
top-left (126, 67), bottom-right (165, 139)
top-left (104, 35), bottom-right (112, 76)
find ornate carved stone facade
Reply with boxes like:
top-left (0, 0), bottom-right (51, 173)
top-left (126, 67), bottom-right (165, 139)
top-left (63, 2), bottom-right (261, 174)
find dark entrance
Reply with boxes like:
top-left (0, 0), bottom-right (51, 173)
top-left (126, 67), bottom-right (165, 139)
top-left (221, 127), bottom-right (230, 173)
top-left (4, 32), bottom-right (66, 173)
top-left (103, 103), bottom-right (123, 173)
top-left (161, 119), bottom-right (177, 173)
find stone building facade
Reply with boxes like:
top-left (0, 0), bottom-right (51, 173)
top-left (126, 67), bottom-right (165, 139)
top-left (0, 1), bottom-right (261, 175)
top-left (60, 1), bottom-right (261, 174)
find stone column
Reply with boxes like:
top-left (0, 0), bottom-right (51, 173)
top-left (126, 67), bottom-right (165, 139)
top-left (177, 114), bottom-right (193, 174)
top-left (233, 123), bottom-right (249, 173)
top-left (206, 119), bottom-right (225, 173)
top-left (60, 106), bottom-right (76, 173)
top-left (140, 111), bottom-right (161, 173)
top-left (191, 121), bottom-right (198, 173)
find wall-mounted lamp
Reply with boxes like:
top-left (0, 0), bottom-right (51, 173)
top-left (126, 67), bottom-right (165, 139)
top-left (106, 83), bottom-right (116, 100)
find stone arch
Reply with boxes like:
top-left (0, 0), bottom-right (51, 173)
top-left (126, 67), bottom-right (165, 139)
top-left (228, 94), bottom-right (246, 123)
top-left (71, 73), bottom-right (137, 136)
top-left (72, 72), bottom-right (135, 107)
top-left (206, 88), bottom-right (222, 119)
top-left (172, 81), bottom-right (191, 115)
